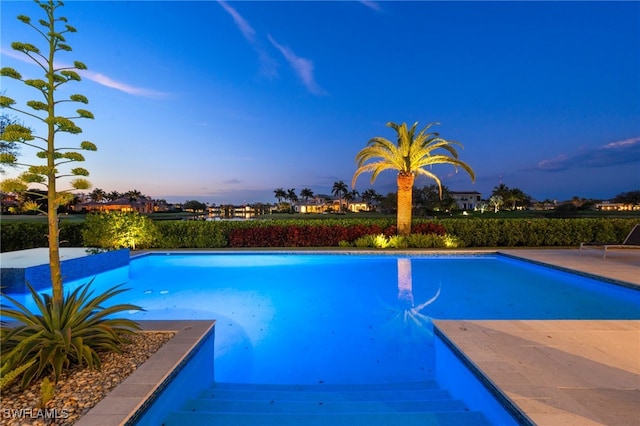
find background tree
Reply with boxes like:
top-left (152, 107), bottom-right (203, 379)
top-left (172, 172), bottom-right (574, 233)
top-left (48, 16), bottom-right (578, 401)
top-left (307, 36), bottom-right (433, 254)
top-left (352, 121), bottom-right (474, 235)
top-left (491, 183), bottom-right (531, 210)
top-left (332, 180), bottom-right (348, 212)
top-left (182, 200), bottom-right (206, 212)
top-left (300, 187), bottom-right (314, 202)
top-left (0, 113), bottom-right (21, 174)
top-left (89, 187), bottom-right (106, 203)
top-left (105, 190), bottom-right (121, 201)
top-left (613, 190), bottom-right (640, 205)
top-left (361, 188), bottom-right (381, 211)
top-left (0, 0), bottom-right (96, 304)
top-left (379, 191), bottom-right (397, 214)
top-left (508, 187), bottom-right (531, 210)
top-left (492, 183), bottom-right (510, 202)
top-left (489, 195), bottom-right (503, 213)
top-left (287, 188), bottom-right (298, 212)
top-left (414, 184), bottom-right (456, 214)
top-left (124, 189), bottom-right (142, 202)
top-left (274, 188), bottom-right (286, 208)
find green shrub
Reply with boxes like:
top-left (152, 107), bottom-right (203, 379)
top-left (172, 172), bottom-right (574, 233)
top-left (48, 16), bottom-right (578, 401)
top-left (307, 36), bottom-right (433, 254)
top-left (372, 234), bottom-right (390, 248)
top-left (1, 216), bottom-right (637, 251)
top-left (353, 234), bottom-right (376, 248)
top-left (155, 221), bottom-right (229, 248)
top-left (435, 218), bottom-right (636, 247)
top-left (1, 282), bottom-right (141, 388)
top-left (0, 222), bottom-right (84, 252)
top-left (350, 233), bottom-right (461, 249)
top-left (388, 235), bottom-right (409, 249)
top-left (83, 211), bottom-right (160, 250)
top-left (403, 233), bottom-right (462, 248)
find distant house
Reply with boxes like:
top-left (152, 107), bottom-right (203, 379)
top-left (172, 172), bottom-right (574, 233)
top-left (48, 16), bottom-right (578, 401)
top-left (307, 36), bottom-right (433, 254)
top-left (294, 196), bottom-right (370, 214)
top-left (594, 201), bottom-right (640, 211)
top-left (450, 191), bottom-right (482, 210)
top-left (71, 197), bottom-right (155, 213)
top-left (0, 192), bottom-right (19, 213)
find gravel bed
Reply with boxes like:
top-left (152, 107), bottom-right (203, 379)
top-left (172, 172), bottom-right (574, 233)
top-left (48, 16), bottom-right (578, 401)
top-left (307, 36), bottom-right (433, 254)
top-left (0, 331), bottom-right (175, 426)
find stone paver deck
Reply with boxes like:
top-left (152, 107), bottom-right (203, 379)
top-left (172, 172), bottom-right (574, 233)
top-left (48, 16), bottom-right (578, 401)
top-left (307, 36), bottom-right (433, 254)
top-left (436, 320), bottom-right (639, 426)
top-left (435, 248), bottom-right (639, 426)
top-left (499, 248), bottom-right (640, 286)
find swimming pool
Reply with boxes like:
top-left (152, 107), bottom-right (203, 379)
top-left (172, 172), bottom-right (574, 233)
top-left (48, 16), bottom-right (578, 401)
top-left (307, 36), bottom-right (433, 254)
top-left (11, 252), bottom-right (638, 382)
top-left (5, 252), bottom-right (639, 425)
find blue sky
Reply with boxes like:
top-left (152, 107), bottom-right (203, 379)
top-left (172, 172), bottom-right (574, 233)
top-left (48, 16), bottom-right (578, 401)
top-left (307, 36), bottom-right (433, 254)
top-left (2, 0), bottom-right (639, 205)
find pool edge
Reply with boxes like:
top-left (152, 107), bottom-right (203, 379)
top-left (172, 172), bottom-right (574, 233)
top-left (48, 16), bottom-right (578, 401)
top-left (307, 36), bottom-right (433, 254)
top-left (434, 322), bottom-right (535, 426)
top-left (74, 320), bottom-right (215, 426)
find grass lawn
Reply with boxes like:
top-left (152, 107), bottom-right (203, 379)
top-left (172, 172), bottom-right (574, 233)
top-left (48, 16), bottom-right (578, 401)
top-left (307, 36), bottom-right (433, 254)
top-left (1, 210), bottom-right (638, 224)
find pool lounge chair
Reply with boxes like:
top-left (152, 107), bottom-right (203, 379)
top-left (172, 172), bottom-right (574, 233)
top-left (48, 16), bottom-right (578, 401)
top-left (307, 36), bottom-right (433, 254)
top-left (580, 224), bottom-right (640, 259)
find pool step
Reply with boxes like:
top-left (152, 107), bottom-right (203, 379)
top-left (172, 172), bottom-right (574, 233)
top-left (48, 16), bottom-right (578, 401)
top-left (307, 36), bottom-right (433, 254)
top-left (162, 381), bottom-right (492, 426)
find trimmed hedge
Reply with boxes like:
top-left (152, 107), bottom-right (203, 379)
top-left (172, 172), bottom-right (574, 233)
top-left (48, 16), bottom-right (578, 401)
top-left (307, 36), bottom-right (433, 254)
top-left (435, 218), bottom-right (635, 247)
top-left (154, 221), bottom-right (230, 248)
top-left (227, 222), bottom-right (447, 248)
top-left (1, 217), bottom-right (637, 252)
top-left (1, 222), bottom-right (84, 252)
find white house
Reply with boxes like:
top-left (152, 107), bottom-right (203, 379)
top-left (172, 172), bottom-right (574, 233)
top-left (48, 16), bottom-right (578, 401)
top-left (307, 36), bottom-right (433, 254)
top-left (450, 191), bottom-right (482, 210)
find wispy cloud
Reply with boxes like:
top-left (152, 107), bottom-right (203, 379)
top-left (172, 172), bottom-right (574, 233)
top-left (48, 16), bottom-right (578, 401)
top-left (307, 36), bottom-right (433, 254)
top-left (217, 0), bottom-right (256, 43)
top-left (268, 35), bottom-right (326, 96)
top-left (81, 70), bottom-right (170, 99)
top-left (359, 1), bottom-right (382, 12)
top-left (1, 47), bottom-right (169, 99)
top-left (534, 137), bottom-right (640, 172)
top-left (223, 179), bottom-right (242, 185)
top-left (217, 1), bottom-right (277, 78)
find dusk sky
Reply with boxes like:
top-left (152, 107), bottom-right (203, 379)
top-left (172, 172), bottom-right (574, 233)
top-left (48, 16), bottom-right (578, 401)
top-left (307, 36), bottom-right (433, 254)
top-left (2, 1), bottom-right (639, 205)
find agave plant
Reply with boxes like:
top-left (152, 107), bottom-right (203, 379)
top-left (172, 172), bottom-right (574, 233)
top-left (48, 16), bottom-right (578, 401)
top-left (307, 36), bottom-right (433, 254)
top-left (1, 281), bottom-right (142, 388)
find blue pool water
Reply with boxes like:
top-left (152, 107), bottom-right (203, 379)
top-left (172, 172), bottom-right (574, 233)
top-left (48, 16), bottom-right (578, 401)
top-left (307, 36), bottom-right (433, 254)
top-left (5, 252), bottom-right (639, 425)
top-left (6, 252), bottom-right (638, 385)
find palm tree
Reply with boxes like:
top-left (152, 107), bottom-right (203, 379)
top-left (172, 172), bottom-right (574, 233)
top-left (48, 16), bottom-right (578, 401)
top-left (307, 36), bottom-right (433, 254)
top-left (274, 188), bottom-right (286, 208)
top-left (352, 121), bottom-right (475, 235)
top-left (300, 188), bottom-right (314, 202)
top-left (105, 190), bottom-right (121, 201)
top-left (125, 189), bottom-right (143, 202)
top-left (89, 188), bottom-right (106, 203)
top-left (332, 180), bottom-right (348, 212)
top-left (342, 189), bottom-right (360, 212)
top-left (287, 188), bottom-right (298, 212)
top-left (361, 188), bottom-right (381, 211)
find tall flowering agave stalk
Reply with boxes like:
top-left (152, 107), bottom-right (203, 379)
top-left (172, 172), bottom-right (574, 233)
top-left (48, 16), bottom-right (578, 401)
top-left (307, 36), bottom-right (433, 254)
top-left (0, 0), bottom-right (96, 304)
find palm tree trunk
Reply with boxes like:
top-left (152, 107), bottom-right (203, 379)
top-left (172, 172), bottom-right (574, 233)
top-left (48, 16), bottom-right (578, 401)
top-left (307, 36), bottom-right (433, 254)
top-left (397, 172), bottom-right (414, 235)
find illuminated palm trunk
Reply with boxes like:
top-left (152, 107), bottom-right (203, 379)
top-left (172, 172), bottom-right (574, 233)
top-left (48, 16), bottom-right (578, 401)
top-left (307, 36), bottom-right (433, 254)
top-left (397, 172), bottom-right (415, 235)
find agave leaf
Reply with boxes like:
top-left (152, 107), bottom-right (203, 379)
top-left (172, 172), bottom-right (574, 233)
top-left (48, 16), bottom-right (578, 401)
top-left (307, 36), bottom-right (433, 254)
top-left (70, 336), bottom-right (84, 365)
top-left (0, 358), bottom-right (36, 389)
top-left (20, 362), bottom-right (40, 389)
top-left (51, 348), bottom-right (67, 383)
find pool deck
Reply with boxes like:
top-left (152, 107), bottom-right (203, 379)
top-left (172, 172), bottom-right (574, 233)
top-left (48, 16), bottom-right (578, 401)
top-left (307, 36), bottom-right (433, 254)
top-left (434, 248), bottom-right (639, 426)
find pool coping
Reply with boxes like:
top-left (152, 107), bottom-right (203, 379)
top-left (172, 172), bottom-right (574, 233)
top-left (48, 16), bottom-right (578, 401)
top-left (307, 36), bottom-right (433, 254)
top-left (74, 320), bottom-right (215, 426)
